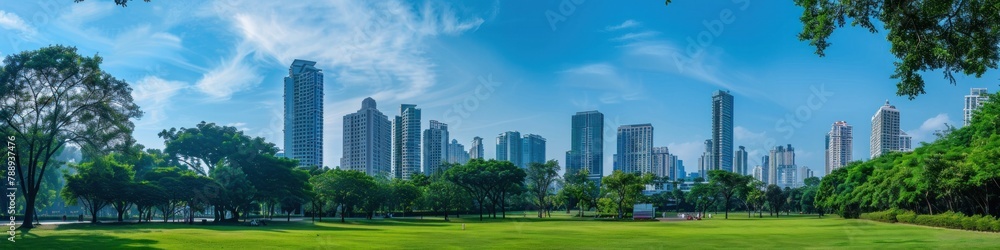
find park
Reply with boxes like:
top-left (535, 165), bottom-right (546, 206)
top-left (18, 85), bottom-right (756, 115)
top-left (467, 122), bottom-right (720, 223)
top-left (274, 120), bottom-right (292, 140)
top-left (10, 212), bottom-right (1000, 249)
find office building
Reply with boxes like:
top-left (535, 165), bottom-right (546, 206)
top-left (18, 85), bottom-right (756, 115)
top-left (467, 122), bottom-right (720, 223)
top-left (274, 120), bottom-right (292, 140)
top-left (423, 120), bottom-right (449, 175)
top-left (826, 121), bottom-right (853, 174)
top-left (566, 111), bottom-right (604, 181)
top-left (698, 139), bottom-right (713, 178)
top-left (615, 124), bottom-right (654, 174)
top-left (447, 139), bottom-right (470, 164)
top-left (393, 104), bottom-right (421, 179)
top-left (734, 146), bottom-right (748, 175)
top-left (652, 147), bottom-right (672, 179)
top-left (497, 131), bottom-right (523, 168)
top-left (769, 144), bottom-right (796, 188)
top-left (800, 166), bottom-right (814, 186)
top-left (340, 97), bottom-right (391, 176)
top-left (469, 136), bottom-right (484, 160)
top-left (760, 155), bottom-right (770, 184)
top-left (712, 90), bottom-right (734, 172)
top-left (522, 134), bottom-right (546, 167)
top-left (964, 88), bottom-right (990, 126)
top-left (871, 100), bottom-right (901, 159)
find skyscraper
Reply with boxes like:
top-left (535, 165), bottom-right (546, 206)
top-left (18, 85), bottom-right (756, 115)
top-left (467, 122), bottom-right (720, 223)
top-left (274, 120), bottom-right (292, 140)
top-left (675, 159), bottom-right (684, 181)
top-left (752, 165), bottom-right (764, 182)
top-left (760, 155), bottom-right (770, 184)
top-left (566, 111), bottom-right (604, 181)
top-left (469, 136), bottom-right (484, 160)
top-left (652, 147), bottom-right (672, 179)
top-left (522, 134), bottom-right (546, 167)
top-left (393, 104), bottom-right (421, 180)
top-left (497, 131), bottom-right (523, 168)
top-left (769, 144), bottom-right (796, 188)
top-left (964, 88), bottom-right (990, 126)
top-left (447, 139), bottom-right (470, 164)
top-left (712, 90), bottom-right (734, 172)
top-left (423, 120), bottom-right (449, 175)
top-left (283, 59), bottom-right (324, 168)
top-left (899, 130), bottom-right (913, 152)
top-left (698, 139), bottom-right (713, 178)
top-left (871, 100), bottom-right (901, 159)
top-left (734, 146), bottom-right (748, 175)
top-left (799, 166), bottom-right (814, 186)
top-left (340, 97), bottom-right (391, 177)
top-left (615, 124), bottom-right (654, 175)
top-left (826, 121), bottom-right (853, 174)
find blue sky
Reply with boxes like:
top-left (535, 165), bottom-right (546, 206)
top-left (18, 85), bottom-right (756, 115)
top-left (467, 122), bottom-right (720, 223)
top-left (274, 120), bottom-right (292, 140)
top-left (1, 0), bottom-right (996, 176)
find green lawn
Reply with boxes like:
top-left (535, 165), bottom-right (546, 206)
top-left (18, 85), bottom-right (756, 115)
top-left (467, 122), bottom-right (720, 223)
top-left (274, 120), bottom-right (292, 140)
top-left (6, 212), bottom-right (1000, 249)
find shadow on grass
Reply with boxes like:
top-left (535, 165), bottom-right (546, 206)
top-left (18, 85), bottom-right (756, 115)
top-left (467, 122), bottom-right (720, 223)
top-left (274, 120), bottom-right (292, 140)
top-left (16, 232), bottom-right (161, 249)
top-left (50, 222), bottom-right (303, 233)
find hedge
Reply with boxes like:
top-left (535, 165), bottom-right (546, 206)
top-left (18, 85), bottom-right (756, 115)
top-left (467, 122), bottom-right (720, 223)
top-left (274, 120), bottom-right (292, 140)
top-left (861, 209), bottom-right (1000, 232)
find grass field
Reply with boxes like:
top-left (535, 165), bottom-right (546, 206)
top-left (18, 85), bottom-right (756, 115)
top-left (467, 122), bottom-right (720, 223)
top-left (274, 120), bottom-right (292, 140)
top-left (7, 212), bottom-right (1000, 249)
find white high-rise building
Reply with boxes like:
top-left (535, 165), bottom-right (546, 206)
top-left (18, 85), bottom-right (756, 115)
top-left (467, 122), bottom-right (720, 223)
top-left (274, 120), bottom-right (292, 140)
top-left (340, 97), bottom-right (391, 177)
top-left (497, 131), bottom-right (523, 168)
top-left (871, 100), bottom-right (901, 159)
top-left (964, 88), bottom-right (990, 126)
top-left (899, 130), bottom-right (913, 152)
top-left (799, 166), bottom-right (814, 186)
top-left (698, 139), bottom-right (713, 178)
top-left (769, 144), bottom-right (796, 188)
top-left (752, 165), bottom-right (764, 182)
top-left (652, 147), bottom-right (672, 179)
top-left (469, 136), bottom-right (484, 160)
top-left (826, 121), bottom-right (853, 174)
top-left (423, 120), bottom-right (449, 175)
top-left (615, 124), bottom-right (654, 175)
top-left (393, 104), bottom-right (421, 180)
top-left (283, 59), bottom-right (324, 168)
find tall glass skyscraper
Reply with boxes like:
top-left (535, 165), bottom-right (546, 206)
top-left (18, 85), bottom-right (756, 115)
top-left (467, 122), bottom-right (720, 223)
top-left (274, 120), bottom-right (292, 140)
top-left (712, 90), bottom-right (734, 173)
top-left (497, 131), bottom-right (523, 168)
top-left (283, 59), bottom-right (324, 168)
top-left (393, 104), bottom-right (421, 180)
top-left (566, 111), bottom-right (604, 182)
top-left (341, 97), bottom-right (391, 177)
top-left (769, 144), bottom-right (796, 188)
top-left (615, 124), bottom-right (654, 175)
top-left (423, 120), bottom-right (449, 175)
top-left (734, 146), bottom-right (748, 175)
top-left (522, 134), bottom-right (546, 167)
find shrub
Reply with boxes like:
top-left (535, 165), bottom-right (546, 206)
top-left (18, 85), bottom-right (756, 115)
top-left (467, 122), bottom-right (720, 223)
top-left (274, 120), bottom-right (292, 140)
top-left (861, 210), bottom-right (1000, 232)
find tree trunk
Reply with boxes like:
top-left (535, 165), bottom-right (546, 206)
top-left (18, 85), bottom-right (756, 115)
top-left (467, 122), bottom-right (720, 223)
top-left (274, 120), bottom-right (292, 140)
top-left (21, 194), bottom-right (38, 228)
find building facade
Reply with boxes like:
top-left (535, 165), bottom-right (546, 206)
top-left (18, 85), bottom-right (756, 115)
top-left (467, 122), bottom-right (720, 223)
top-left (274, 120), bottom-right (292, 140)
top-left (392, 104), bottom-right (421, 180)
top-left (899, 130), bottom-right (913, 152)
top-left (615, 124), bottom-right (654, 175)
top-left (283, 59), bottom-right (324, 168)
top-left (871, 101), bottom-right (901, 159)
top-left (566, 111), bottom-right (604, 181)
top-left (698, 139), bottom-right (713, 178)
top-left (964, 88), bottom-right (990, 126)
top-left (799, 166), bottom-right (814, 186)
top-left (712, 90), bottom-right (734, 172)
top-left (340, 97), bottom-right (391, 177)
top-left (447, 139), bottom-right (470, 164)
top-left (769, 144), bottom-right (796, 188)
top-left (734, 146), bottom-right (748, 175)
top-left (826, 121), bottom-right (853, 174)
top-left (497, 131), bottom-right (523, 168)
top-left (423, 120), bottom-right (449, 175)
top-left (522, 134), bottom-right (546, 167)
top-left (652, 147), bottom-right (672, 179)
top-left (469, 136), bottom-right (484, 160)
top-left (760, 155), bottom-right (770, 184)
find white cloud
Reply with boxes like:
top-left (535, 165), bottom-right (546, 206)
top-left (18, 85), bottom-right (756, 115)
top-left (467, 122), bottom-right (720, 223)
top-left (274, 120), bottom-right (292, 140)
top-left (612, 31), bottom-right (658, 41)
top-left (734, 126), bottom-right (766, 141)
top-left (194, 45), bottom-right (261, 99)
top-left (132, 76), bottom-right (187, 125)
top-left (667, 140), bottom-right (707, 168)
top-left (906, 113), bottom-right (954, 143)
top-left (0, 10), bottom-right (37, 38)
top-left (227, 122), bottom-right (252, 133)
top-left (606, 19), bottom-right (640, 31)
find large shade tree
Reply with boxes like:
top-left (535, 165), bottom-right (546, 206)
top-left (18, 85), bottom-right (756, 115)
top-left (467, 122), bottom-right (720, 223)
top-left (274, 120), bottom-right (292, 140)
top-left (0, 45), bottom-right (142, 228)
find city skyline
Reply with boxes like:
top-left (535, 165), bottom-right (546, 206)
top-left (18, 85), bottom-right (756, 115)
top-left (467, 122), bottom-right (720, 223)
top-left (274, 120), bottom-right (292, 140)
top-left (4, 1), bottom-right (995, 178)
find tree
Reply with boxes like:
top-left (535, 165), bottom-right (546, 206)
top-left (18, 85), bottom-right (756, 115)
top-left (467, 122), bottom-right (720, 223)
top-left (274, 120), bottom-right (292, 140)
top-left (425, 178), bottom-right (464, 221)
top-left (740, 179), bottom-right (766, 218)
top-left (1, 45), bottom-right (142, 228)
top-left (564, 168), bottom-right (599, 217)
top-left (664, 1), bottom-right (1000, 99)
top-left (158, 122), bottom-right (275, 176)
top-left (313, 169), bottom-right (375, 222)
top-left (390, 179), bottom-right (422, 217)
top-left (211, 164), bottom-right (256, 222)
top-left (601, 171), bottom-right (654, 219)
top-left (765, 184), bottom-right (786, 217)
top-left (61, 156), bottom-right (129, 223)
top-left (688, 182), bottom-right (718, 217)
top-left (526, 160), bottom-right (561, 218)
top-left (707, 170), bottom-right (749, 219)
